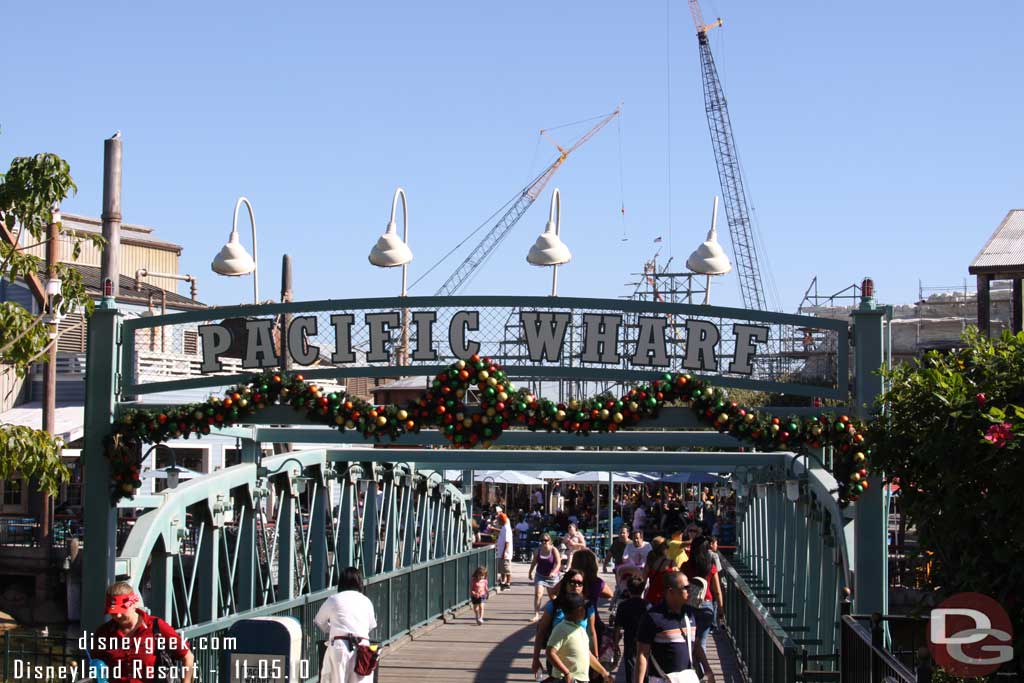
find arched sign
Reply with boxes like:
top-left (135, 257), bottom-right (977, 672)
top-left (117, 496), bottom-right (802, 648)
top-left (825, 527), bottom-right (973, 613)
top-left (120, 295), bottom-right (849, 400)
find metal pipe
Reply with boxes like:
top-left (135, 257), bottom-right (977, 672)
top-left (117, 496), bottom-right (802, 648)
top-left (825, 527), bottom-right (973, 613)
top-left (101, 134), bottom-right (122, 299)
top-left (134, 268), bottom-right (199, 300)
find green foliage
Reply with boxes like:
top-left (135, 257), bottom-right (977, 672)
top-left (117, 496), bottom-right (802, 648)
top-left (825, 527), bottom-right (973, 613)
top-left (0, 301), bottom-right (50, 375)
top-left (0, 153), bottom-right (75, 239)
top-left (0, 152), bottom-right (101, 495)
top-left (931, 668), bottom-right (987, 683)
top-left (0, 423), bottom-right (68, 494)
top-left (871, 328), bottom-right (1024, 650)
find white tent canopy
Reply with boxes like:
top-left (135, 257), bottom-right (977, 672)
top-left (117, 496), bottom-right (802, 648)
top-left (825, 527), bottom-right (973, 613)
top-left (521, 470), bottom-right (573, 480)
top-left (474, 470), bottom-right (546, 486)
top-left (656, 472), bottom-right (727, 485)
top-left (559, 471), bottom-right (646, 484)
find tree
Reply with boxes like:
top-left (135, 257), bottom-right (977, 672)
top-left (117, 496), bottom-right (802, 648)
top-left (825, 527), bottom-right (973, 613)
top-left (0, 153), bottom-right (103, 494)
top-left (871, 328), bottom-right (1024, 662)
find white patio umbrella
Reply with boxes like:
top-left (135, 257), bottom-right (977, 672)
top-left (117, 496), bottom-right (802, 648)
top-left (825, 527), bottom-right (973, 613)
top-left (479, 471), bottom-right (546, 486)
top-left (657, 472), bottom-right (727, 485)
top-left (523, 470), bottom-right (573, 480)
top-left (559, 471), bottom-right (644, 484)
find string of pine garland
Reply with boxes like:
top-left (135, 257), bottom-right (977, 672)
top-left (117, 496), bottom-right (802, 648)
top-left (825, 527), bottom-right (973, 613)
top-left (107, 355), bottom-right (871, 506)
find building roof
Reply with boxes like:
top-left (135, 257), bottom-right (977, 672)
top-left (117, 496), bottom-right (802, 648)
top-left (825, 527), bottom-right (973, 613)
top-left (0, 402), bottom-right (84, 443)
top-left (44, 262), bottom-right (206, 310)
top-left (969, 210), bottom-right (1024, 274)
top-left (371, 376), bottom-right (430, 393)
top-left (61, 213), bottom-right (183, 254)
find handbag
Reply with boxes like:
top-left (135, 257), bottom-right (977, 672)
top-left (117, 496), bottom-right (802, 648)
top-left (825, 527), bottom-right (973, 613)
top-left (648, 613), bottom-right (700, 683)
top-left (343, 635), bottom-right (381, 676)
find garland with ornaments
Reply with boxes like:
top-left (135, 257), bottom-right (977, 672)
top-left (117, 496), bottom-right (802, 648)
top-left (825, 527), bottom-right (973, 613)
top-left (107, 355), bottom-right (872, 506)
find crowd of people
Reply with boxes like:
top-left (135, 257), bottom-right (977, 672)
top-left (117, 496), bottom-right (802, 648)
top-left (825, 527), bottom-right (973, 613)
top-left (474, 481), bottom-right (732, 682)
top-left (82, 480), bottom-right (731, 683)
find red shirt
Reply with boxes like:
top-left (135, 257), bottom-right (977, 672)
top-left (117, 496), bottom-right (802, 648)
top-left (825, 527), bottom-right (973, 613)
top-left (644, 564), bottom-right (677, 605)
top-left (681, 560), bottom-right (718, 601)
top-left (94, 610), bottom-right (190, 683)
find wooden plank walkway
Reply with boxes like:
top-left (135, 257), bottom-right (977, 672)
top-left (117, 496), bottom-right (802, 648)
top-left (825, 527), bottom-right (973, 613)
top-left (379, 563), bottom-right (743, 683)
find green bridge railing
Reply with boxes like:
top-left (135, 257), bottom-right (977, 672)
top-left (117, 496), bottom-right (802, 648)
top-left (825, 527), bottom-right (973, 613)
top-left (0, 545), bottom-right (495, 683)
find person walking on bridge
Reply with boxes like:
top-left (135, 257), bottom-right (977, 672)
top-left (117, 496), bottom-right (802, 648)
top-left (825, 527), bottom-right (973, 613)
top-left (529, 533), bottom-right (562, 622)
top-left (635, 572), bottom-right (715, 683)
top-left (315, 567), bottom-right (378, 683)
top-left (489, 507), bottom-right (514, 590)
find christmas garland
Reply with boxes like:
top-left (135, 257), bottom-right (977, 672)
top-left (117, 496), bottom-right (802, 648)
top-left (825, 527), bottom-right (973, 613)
top-left (107, 355), bottom-right (871, 506)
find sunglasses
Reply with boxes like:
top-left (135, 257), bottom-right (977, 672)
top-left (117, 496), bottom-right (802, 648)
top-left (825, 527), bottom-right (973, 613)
top-left (567, 579), bottom-right (585, 587)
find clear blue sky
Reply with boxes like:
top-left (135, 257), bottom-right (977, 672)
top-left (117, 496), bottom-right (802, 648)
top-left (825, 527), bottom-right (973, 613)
top-left (3, 0), bottom-right (1022, 310)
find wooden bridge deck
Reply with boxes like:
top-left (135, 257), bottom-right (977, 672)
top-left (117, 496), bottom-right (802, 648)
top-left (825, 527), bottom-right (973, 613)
top-left (379, 563), bottom-right (743, 683)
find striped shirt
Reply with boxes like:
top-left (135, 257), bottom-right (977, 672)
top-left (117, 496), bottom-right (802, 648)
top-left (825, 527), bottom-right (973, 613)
top-left (637, 603), bottom-right (703, 674)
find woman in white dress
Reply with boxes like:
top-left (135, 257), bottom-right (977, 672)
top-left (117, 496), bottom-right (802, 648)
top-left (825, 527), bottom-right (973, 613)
top-left (315, 567), bottom-right (378, 683)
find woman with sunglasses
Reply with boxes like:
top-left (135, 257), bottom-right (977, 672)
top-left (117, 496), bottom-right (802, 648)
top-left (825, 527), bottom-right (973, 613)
top-left (528, 533), bottom-right (562, 623)
top-left (532, 569), bottom-right (599, 680)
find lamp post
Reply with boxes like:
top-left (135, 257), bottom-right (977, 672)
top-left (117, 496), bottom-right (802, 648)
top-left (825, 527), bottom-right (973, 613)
top-left (368, 188), bottom-right (413, 364)
top-left (527, 188), bottom-right (572, 296)
top-left (212, 197), bottom-right (259, 304)
top-left (685, 195), bottom-right (732, 304)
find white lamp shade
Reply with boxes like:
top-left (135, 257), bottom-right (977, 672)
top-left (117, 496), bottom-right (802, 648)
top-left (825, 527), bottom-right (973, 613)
top-left (368, 221), bottom-right (413, 267)
top-left (211, 231), bottom-right (256, 276)
top-left (686, 224), bottom-right (732, 276)
top-left (527, 220), bottom-right (572, 266)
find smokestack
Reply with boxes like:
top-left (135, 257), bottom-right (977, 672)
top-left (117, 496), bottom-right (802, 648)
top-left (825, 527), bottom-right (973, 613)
top-left (100, 133), bottom-right (123, 300)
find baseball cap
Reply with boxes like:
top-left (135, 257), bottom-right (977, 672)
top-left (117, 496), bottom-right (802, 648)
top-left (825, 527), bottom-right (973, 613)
top-left (494, 505), bottom-right (503, 513)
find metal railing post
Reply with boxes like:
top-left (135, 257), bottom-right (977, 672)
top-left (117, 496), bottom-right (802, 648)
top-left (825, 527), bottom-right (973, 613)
top-left (81, 303), bottom-right (120, 629)
top-left (852, 288), bottom-right (888, 619)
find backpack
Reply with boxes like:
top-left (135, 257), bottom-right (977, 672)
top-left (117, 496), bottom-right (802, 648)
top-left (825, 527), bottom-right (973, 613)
top-left (686, 576), bottom-right (708, 610)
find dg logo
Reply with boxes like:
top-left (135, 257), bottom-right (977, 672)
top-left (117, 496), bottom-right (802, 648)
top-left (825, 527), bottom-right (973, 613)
top-left (928, 592), bottom-right (1014, 677)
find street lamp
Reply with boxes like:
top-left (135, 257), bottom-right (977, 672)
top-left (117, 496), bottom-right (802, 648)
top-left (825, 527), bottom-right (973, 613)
top-left (212, 197), bottom-right (259, 304)
top-left (685, 195), bottom-right (732, 305)
top-left (527, 188), bottom-right (571, 296)
top-left (368, 188), bottom-right (413, 363)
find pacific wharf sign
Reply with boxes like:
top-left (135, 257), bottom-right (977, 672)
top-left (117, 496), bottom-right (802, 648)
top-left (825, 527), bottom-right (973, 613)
top-left (197, 309), bottom-right (770, 376)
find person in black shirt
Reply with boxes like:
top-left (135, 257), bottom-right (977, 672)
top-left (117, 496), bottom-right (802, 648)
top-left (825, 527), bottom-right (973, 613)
top-left (612, 577), bottom-right (649, 683)
top-left (635, 572), bottom-right (714, 683)
top-left (604, 525), bottom-right (630, 572)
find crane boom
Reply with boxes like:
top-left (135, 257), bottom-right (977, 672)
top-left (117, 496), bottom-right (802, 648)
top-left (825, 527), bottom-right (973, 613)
top-left (688, 0), bottom-right (771, 311)
top-left (434, 108), bottom-right (620, 296)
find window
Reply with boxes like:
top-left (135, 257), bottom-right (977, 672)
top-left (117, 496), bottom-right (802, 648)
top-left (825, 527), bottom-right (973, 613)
top-left (183, 330), bottom-right (199, 355)
top-left (3, 479), bottom-right (23, 506)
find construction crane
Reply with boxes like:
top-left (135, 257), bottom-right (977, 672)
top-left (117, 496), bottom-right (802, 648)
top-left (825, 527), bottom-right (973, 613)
top-left (432, 107), bottom-right (621, 296)
top-left (688, 0), bottom-right (773, 311)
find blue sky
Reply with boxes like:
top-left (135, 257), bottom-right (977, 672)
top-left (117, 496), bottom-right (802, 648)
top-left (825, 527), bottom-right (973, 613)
top-left (3, 0), bottom-right (1022, 310)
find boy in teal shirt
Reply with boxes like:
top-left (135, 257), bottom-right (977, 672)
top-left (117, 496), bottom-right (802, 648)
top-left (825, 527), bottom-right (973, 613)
top-left (546, 594), bottom-right (612, 683)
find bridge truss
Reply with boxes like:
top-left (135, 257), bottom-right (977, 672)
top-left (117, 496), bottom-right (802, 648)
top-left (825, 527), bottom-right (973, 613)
top-left (80, 294), bottom-right (889, 683)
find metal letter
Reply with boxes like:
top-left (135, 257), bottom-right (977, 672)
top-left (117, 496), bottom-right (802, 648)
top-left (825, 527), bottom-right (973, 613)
top-left (330, 313), bottom-right (357, 363)
top-left (199, 324), bottom-right (231, 373)
top-left (411, 311), bottom-right (438, 361)
top-left (581, 313), bottom-right (622, 364)
top-left (729, 324), bottom-right (769, 375)
top-left (365, 312), bottom-right (400, 363)
top-left (242, 319), bottom-right (278, 369)
top-left (631, 316), bottom-right (669, 367)
top-left (683, 319), bottom-right (721, 371)
top-left (449, 311), bottom-right (481, 360)
top-left (519, 311), bottom-right (571, 362)
top-left (287, 315), bottom-right (319, 366)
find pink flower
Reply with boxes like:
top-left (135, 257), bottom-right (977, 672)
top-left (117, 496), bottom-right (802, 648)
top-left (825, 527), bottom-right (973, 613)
top-left (976, 393), bottom-right (987, 407)
top-left (983, 422), bottom-right (1014, 448)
